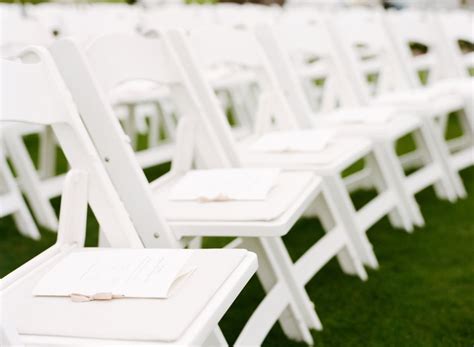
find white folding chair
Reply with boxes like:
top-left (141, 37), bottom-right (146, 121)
top-left (168, 25), bottom-right (415, 264)
top-left (325, 8), bottom-right (467, 200)
top-left (50, 34), bottom-right (368, 345)
top-left (0, 171), bottom-right (258, 346)
top-left (0, 50), bottom-right (257, 346)
top-left (258, 19), bottom-right (461, 227)
top-left (383, 9), bottom-right (473, 187)
top-left (0, 140), bottom-right (39, 240)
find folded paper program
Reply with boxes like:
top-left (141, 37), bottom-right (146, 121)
top-left (250, 130), bottom-right (335, 153)
top-left (169, 168), bottom-right (281, 202)
top-left (33, 249), bottom-right (194, 300)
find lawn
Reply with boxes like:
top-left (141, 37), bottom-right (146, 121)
top-left (1, 127), bottom-right (473, 346)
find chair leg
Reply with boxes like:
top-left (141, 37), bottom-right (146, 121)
top-left (203, 327), bottom-right (228, 347)
top-left (237, 237), bottom-right (316, 346)
top-left (38, 126), bottom-right (57, 179)
top-left (364, 150), bottom-right (405, 231)
top-left (378, 141), bottom-right (425, 228)
top-left (98, 228), bottom-right (110, 247)
top-left (261, 237), bottom-right (322, 330)
top-left (4, 133), bottom-right (58, 231)
top-left (371, 143), bottom-right (420, 230)
top-left (123, 104), bottom-right (138, 150)
top-left (149, 103), bottom-right (162, 147)
top-left (145, 106), bottom-right (159, 148)
top-left (448, 111), bottom-right (473, 185)
top-left (161, 105), bottom-right (178, 141)
top-left (315, 186), bottom-right (367, 279)
top-left (450, 110), bottom-right (474, 172)
top-left (419, 119), bottom-right (462, 201)
top-left (323, 175), bottom-right (379, 269)
top-left (0, 155), bottom-right (40, 240)
top-left (228, 87), bottom-right (252, 131)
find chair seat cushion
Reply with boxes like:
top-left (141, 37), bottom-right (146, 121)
top-left (6, 248), bottom-right (255, 343)
top-left (153, 171), bottom-right (319, 222)
top-left (371, 89), bottom-right (465, 116)
top-left (315, 107), bottom-right (422, 141)
top-left (240, 135), bottom-right (372, 173)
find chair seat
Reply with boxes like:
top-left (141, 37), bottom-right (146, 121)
top-left (109, 81), bottom-right (170, 105)
top-left (4, 247), bottom-right (257, 344)
top-left (428, 78), bottom-right (474, 101)
top-left (371, 89), bottom-right (465, 116)
top-left (152, 171), bottom-right (320, 223)
top-left (239, 135), bottom-right (373, 173)
top-left (314, 107), bottom-right (422, 141)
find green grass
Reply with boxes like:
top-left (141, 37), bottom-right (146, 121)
top-left (1, 118), bottom-right (473, 345)
top-left (218, 168), bottom-right (474, 346)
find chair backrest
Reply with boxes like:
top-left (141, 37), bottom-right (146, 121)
top-left (0, 47), bottom-right (172, 248)
top-left (168, 25), bottom-right (304, 136)
top-left (384, 9), bottom-right (446, 87)
top-left (271, 19), bottom-right (362, 112)
top-left (326, 9), bottom-right (410, 104)
top-left (77, 33), bottom-right (236, 168)
top-left (188, 25), bottom-right (264, 70)
top-left (435, 10), bottom-right (474, 78)
top-left (0, 13), bottom-right (53, 57)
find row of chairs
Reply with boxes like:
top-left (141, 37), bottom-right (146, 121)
top-left (1, 3), bottom-right (473, 346)
top-left (1, 3), bottom-right (472, 235)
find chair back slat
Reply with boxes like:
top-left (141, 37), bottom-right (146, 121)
top-left (86, 33), bottom-right (180, 93)
top-left (187, 25), bottom-right (263, 69)
top-left (1, 53), bottom-right (68, 125)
